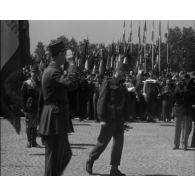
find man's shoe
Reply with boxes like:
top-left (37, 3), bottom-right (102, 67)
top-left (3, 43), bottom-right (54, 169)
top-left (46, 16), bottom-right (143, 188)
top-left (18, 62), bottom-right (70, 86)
top-left (86, 159), bottom-right (93, 175)
top-left (173, 146), bottom-right (179, 150)
top-left (26, 142), bottom-right (32, 148)
top-left (32, 143), bottom-right (42, 148)
top-left (183, 146), bottom-right (188, 151)
top-left (110, 169), bottom-right (126, 176)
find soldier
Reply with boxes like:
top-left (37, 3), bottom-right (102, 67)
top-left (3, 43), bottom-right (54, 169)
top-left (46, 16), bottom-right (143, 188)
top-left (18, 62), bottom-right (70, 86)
top-left (39, 41), bottom-right (78, 176)
top-left (21, 64), bottom-right (41, 148)
top-left (86, 61), bottom-right (127, 176)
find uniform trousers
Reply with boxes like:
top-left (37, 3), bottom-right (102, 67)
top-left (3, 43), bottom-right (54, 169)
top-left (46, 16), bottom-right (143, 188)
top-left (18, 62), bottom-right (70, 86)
top-left (174, 115), bottom-right (184, 148)
top-left (174, 115), bottom-right (192, 148)
top-left (89, 121), bottom-right (124, 166)
top-left (182, 115), bottom-right (192, 148)
top-left (44, 133), bottom-right (72, 176)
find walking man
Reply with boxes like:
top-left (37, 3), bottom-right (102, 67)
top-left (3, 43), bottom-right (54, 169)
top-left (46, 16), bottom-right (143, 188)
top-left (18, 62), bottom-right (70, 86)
top-left (86, 61), bottom-right (127, 176)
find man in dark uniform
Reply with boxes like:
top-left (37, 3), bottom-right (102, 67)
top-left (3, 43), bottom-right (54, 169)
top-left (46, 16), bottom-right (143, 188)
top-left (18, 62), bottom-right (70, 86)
top-left (21, 64), bottom-right (41, 148)
top-left (86, 61), bottom-right (127, 176)
top-left (39, 41), bottom-right (78, 176)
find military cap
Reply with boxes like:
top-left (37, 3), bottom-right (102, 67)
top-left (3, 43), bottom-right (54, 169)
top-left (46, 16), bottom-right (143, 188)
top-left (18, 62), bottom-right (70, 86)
top-left (48, 40), bottom-right (65, 57)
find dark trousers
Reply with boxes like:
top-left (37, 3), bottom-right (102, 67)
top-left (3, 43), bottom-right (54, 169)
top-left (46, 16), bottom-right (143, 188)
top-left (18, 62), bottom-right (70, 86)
top-left (44, 133), bottom-right (72, 176)
top-left (93, 92), bottom-right (99, 121)
top-left (89, 121), bottom-right (124, 166)
top-left (191, 123), bottom-right (195, 147)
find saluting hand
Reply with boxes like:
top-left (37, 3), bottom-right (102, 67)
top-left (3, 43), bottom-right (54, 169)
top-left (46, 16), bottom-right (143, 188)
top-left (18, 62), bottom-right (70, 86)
top-left (100, 121), bottom-right (106, 127)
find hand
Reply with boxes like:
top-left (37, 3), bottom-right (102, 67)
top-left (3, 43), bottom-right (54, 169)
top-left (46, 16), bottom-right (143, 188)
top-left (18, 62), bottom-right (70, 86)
top-left (100, 121), bottom-right (106, 127)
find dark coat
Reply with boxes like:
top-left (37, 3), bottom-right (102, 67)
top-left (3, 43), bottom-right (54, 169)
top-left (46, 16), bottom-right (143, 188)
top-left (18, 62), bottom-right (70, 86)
top-left (21, 78), bottom-right (40, 114)
top-left (173, 85), bottom-right (185, 117)
top-left (97, 77), bottom-right (127, 122)
top-left (39, 62), bottom-right (78, 136)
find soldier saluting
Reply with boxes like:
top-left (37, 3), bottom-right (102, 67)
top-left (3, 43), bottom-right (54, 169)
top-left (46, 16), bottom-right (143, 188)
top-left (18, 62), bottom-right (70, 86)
top-left (86, 61), bottom-right (127, 176)
top-left (39, 40), bottom-right (78, 176)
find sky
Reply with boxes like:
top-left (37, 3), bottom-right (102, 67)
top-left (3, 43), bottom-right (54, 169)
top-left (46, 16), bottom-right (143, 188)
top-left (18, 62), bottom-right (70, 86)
top-left (29, 20), bottom-right (195, 53)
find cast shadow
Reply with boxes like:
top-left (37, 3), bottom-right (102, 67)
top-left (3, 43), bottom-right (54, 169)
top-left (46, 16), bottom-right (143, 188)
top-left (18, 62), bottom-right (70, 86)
top-left (70, 143), bottom-right (95, 147)
top-left (29, 153), bottom-right (45, 156)
top-left (70, 146), bottom-right (87, 150)
top-left (144, 174), bottom-right (177, 176)
top-left (92, 173), bottom-right (110, 176)
top-left (158, 124), bottom-right (175, 127)
top-left (73, 123), bottom-right (91, 126)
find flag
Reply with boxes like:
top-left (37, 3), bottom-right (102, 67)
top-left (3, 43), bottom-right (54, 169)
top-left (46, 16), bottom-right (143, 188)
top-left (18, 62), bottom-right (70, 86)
top-left (152, 20), bottom-right (154, 43)
top-left (0, 20), bottom-right (31, 134)
top-left (99, 59), bottom-right (104, 76)
top-left (122, 21), bottom-right (125, 43)
top-left (165, 21), bottom-right (169, 43)
top-left (159, 20), bottom-right (161, 41)
top-left (158, 20), bottom-right (161, 73)
top-left (84, 57), bottom-right (89, 70)
top-left (143, 20), bottom-right (147, 44)
top-left (92, 64), bottom-right (96, 75)
top-left (138, 23), bottom-right (141, 44)
top-left (129, 21), bottom-right (132, 43)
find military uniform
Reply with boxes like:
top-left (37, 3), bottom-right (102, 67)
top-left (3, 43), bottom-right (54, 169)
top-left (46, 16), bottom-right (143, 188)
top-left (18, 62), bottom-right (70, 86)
top-left (86, 72), bottom-right (127, 175)
top-left (21, 69), bottom-right (40, 147)
top-left (39, 41), bottom-right (78, 176)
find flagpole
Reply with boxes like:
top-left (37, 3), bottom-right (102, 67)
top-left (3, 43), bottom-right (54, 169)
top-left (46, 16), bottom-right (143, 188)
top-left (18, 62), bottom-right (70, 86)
top-left (130, 20), bottom-right (133, 53)
top-left (143, 20), bottom-right (147, 72)
top-left (159, 20), bottom-right (161, 74)
top-left (152, 20), bottom-right (154, 72)
top-left (138, 21), bottom-right (141, 67)
top-left (167, 21), bottom-right (169, 71)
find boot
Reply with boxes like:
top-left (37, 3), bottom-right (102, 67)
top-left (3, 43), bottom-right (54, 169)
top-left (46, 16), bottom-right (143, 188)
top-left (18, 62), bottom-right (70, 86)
top-left (26, 128), bottom-right (32, 148)
top-left (31, 128), bottom-right (41, 148)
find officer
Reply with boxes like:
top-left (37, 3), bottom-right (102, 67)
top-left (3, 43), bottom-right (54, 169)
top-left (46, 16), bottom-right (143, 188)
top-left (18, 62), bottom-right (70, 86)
top-left (39, 40), bottom-right (78, 176)
top-left (86, 61), bottom-right (127, 176)
top-left (21, 64), bottom-right (41, 148)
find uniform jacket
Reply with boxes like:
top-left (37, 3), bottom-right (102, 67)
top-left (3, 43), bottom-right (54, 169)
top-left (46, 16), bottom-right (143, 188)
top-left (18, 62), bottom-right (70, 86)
top-left (39, 62), bottom-right (78, 136)
top-left (21, 78), bottom-right (40, 114)
top-left (97, 77), bottom-right (127, 122)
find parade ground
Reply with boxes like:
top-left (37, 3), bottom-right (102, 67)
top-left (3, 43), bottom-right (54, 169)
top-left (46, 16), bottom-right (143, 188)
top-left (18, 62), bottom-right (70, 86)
top-left (1, 118), bottom-right (195, 176)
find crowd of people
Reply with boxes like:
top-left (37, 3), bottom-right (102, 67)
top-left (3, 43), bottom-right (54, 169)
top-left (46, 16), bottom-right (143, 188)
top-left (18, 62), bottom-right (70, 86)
top-left (20, 40), bottom-right (195, 176)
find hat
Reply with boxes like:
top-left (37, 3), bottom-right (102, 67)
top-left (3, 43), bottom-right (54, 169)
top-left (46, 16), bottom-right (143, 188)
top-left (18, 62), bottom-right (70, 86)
top-left (30, 64), bottom-right (39, 72)
top-left (48, 41), bottom-right (65, 57)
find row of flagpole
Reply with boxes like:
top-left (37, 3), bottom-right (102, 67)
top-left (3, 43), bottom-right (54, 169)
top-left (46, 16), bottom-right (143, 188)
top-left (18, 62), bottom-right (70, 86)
top-left (122, 20), bottom-right (170, 73)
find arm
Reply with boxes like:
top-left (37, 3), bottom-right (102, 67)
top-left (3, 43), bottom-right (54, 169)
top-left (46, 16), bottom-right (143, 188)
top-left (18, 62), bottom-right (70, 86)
top-left (97, 79), bottom-right (109, 122)
top-left (52, 65), bottom-right (79, 91)
top-left (20, 82), bottom-right (27, 112)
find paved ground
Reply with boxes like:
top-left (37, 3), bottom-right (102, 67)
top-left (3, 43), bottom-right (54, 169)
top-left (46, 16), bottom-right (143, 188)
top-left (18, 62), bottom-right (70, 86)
top-left (1, 118), bottom-right (195, 176)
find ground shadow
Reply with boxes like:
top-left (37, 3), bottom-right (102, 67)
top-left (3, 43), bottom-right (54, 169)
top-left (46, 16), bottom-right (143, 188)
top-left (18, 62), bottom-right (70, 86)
top-left (174, 148), bottom-right (195, 151)
top-left (70, 143), bottom-right (95, 147)
top-left (30, 153), bottom-right (45, 156)
top-left (187, 148), bottom-right (195, 151)
top-left (71, 146), bottom-right (87, 150)
top-left (158, 124), bottom-right (175, 127)
top-left (144, 174), bottom-right (177, 176)
top-left (92, 173), bottom-right (110, 176)
top-left (73, 123), bottom-right (91, 126)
